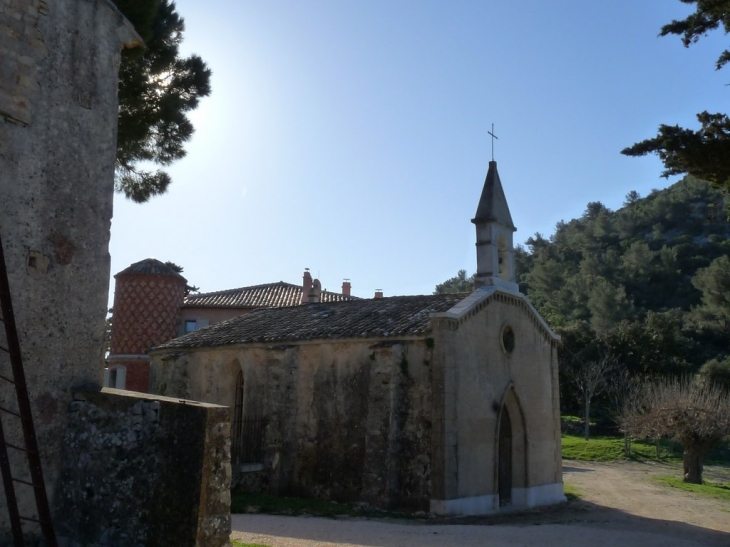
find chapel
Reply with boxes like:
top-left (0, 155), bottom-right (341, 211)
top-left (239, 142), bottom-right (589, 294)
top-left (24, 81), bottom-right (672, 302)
top-left (148, 160), bottom-right (564, 515)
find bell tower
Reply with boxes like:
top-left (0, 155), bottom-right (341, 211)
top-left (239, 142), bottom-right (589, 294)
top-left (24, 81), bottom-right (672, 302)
top-left (471, 160), bottom-right (519, 292)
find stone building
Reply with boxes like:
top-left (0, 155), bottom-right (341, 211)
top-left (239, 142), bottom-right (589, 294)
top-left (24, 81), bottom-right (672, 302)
top-left (149, 160), bottom-right (565, 515)
top-left (181, 269), bottom-right (359, 331)
top-left (107, 262), bottom-right (358, 392)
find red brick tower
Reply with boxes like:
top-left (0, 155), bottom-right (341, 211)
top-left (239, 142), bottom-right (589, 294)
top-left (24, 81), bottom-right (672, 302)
top-left (107, 259), bottom-right (187, 392)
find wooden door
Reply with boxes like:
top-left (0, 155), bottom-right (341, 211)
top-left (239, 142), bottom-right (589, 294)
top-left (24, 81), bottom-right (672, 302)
top-left (498, 407), bottom-right (512, 506)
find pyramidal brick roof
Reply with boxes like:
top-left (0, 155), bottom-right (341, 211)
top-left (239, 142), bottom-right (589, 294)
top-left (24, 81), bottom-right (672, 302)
top-left (183, 281), bottom-right (358, 309)
top-left (115, 258), bottom-right (187, 281)
top-left (153, 293), bottom-right (466, 350)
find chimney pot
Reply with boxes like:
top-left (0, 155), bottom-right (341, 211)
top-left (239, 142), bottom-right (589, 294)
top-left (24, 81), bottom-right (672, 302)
top-left (302, 268), bottom-right (313, 304)
top-left (374, 289), bottom-right (383, 299)
top-left (308, 279), bottom-right (322, 303)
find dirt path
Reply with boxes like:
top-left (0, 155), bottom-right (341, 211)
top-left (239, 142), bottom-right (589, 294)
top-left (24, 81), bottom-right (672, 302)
top-left (231, 461), bottom-right (730, 546)
top-left (562, 460), bottom-right (730, 533)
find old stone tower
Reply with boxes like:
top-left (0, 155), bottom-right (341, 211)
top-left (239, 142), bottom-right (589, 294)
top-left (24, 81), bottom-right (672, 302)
top-left (0, 0), bottom-right (141, 540)
top-left (107, 259), bottom-right (187, 392)
top-left (1, 3), bottom-right (232, 546)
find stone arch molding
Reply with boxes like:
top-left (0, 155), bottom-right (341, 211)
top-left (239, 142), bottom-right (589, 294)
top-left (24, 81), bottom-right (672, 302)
top-left (494, 383), bottom-right (528, 504)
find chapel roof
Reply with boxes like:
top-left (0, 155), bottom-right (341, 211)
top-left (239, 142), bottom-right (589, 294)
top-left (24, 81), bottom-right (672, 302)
top-left (153, 293), bottom-right (466, 350)
top-left (115, 258), bottom-right (187, 281)
top-left (183, 281), bottom-right (359, 309)
top-left (472, 160), bottom-right (516, 230)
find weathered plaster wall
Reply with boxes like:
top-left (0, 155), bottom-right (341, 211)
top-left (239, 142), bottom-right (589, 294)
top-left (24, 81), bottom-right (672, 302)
top-left (0, 0), bottom-right (139, 537)
top-left (431, 290), bottom-right (563, 514)
top-left (55, 389), bottom-right (231, 547)
top-left (151, 338), bottom-right (435, 509)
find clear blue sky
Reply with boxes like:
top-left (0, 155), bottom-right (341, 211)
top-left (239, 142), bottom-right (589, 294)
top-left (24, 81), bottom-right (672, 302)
top-left (108, 0), bottom-right (728, 302)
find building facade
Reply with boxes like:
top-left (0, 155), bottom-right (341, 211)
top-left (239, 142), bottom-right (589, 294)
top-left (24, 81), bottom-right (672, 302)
top-left (148, 160), bottom-right (565, 515)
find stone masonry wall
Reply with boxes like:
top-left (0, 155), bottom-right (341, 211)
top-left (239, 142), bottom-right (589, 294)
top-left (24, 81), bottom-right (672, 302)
top-left (55, 389), bottom-right (231, 547)
top-left (151, 338), bottom-right (435, 510)
top-left (0, 0), bottom-right (140, 538)
top-left (0, 0), bottom-right (47, 126)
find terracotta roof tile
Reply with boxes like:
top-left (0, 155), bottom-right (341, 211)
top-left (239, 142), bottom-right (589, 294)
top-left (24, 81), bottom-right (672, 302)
top-left (154, 293), bottom-right (466, 350)
top-left (183, 282), bottom-right (358, 309)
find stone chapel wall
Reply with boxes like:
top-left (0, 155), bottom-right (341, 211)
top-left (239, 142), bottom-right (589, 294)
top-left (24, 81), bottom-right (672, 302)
top-left (430, 291), bottom-right (563, 515)
top-left (150, 338), bottom-right (436, 509)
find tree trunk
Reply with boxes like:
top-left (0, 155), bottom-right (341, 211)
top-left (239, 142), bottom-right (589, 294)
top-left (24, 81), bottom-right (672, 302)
top-left (683, 446), bottom-right (704, 484)
top-left (623, 433), bottom-right (631, 458)
top-left (584, 396), bottom-right (590, 441)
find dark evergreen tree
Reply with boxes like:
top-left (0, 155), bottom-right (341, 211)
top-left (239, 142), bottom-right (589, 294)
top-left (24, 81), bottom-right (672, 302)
top-left (691, 255), bottom-right (730, 336)
top-left (115, 0), bottom-right (212, 202)
top-left (434, 269), bottom-right (475, 294)
top-left (622, 1), bottom-right (730, 194)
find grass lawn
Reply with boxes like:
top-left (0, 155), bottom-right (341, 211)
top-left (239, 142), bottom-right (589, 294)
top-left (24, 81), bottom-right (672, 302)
top-left (562, 481), bottom-right (581, 501)
top-left (653, 476), bottom-right (730, 502)
top-left (232, 542), bottom-right (270, 547)
top-left (561, 432), bottom-right (730, 465)
top-left (561, 434), bottom-right (680, 462)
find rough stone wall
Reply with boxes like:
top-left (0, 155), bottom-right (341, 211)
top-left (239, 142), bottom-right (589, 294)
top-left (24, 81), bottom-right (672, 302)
top-left (0, 0), bottom-right (139, 538)
top-left (150, 338), bottom-right (435, 509)
top-left (55, 389), bottom-right (231, 547)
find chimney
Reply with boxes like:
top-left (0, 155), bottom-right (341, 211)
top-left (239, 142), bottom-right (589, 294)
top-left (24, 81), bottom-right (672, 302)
top-left (342, 279), bottom-right (351, 296)
top-left (374, 289), bottom-right (383, 299)
top-left (308, 279), bottom-right (322, 303)
top-left (302, 268), bottom-right (312, 304)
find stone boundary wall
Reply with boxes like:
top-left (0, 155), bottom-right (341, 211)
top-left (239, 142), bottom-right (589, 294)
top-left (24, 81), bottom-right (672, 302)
top-left (54, 389), bottom-right (231, 547)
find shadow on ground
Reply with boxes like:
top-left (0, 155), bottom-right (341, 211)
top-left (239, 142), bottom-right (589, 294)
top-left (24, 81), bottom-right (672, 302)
top-left (231, 498), bottom-right (730, 547)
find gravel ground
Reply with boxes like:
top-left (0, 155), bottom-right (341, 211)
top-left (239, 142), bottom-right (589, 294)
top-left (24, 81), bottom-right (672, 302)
top-left (231, 461), bottom-right (730, 547)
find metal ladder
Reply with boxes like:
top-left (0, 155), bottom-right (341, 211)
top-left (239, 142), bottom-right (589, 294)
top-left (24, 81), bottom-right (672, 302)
top-left (0, 232), bottom-right (57, 546)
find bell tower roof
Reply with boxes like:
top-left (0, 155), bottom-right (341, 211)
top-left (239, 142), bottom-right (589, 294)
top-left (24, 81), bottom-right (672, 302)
top-left (471, 161), bottom-right (516, 231)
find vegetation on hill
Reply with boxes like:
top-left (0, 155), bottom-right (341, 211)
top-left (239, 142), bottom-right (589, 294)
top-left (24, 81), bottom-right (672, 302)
top-left (517, 177), bottom-right (729, 398)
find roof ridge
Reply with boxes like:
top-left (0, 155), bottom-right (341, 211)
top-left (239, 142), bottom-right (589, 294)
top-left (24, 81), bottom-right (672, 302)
top-left (186, 280), bottom-right (300, 299)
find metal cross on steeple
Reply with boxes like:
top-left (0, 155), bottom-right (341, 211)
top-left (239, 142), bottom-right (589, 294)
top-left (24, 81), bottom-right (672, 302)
top-left (488, 123), bottom-right (498, 161)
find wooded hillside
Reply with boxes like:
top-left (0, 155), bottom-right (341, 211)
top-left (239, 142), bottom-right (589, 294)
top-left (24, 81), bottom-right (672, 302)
top-left (516, 177), bottom-right (729, 410)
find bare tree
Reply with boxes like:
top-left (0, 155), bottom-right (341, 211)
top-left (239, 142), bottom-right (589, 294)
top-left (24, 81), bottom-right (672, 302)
top-left (568, 357), bottom-right (615, 440)
top-left (621, 377), bottom-right (730, 484)
top-left (608, 366), bottom-right (641, 457)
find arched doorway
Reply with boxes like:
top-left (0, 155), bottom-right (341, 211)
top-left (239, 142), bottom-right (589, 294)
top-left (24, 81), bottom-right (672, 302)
top-left (498, 407), bottom-right (512, 505)
top-left (495, 385), bottom-right (527, 508)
